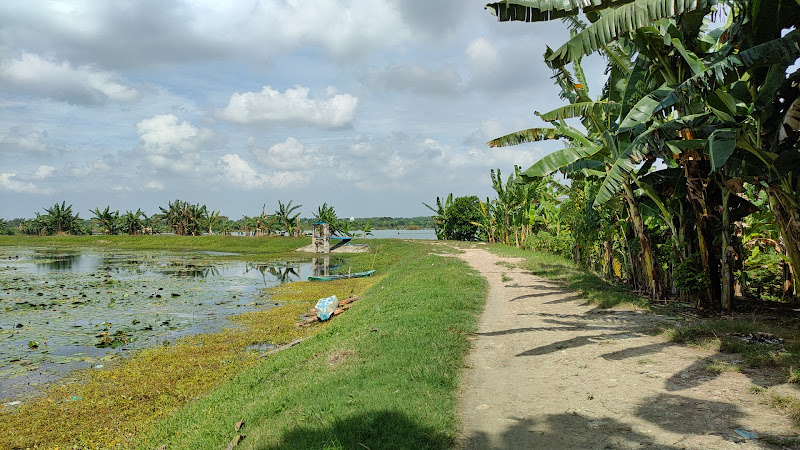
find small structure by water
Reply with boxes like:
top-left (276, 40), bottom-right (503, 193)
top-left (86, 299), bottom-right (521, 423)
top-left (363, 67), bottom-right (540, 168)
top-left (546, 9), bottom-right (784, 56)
top-left (299, 222), bottom-right (368, 254)
top-left (312, 221), bottom-right (331, 254)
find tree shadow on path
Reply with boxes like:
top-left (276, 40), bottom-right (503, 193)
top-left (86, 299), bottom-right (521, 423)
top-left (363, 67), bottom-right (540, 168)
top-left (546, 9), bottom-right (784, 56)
top-left (460, 412), bottom-right (678, 449)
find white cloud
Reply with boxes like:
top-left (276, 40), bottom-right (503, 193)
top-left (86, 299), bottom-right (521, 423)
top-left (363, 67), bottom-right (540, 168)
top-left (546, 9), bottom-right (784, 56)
top-left (136, 114), bottom-right (199, 154)
top-left (0, 128), bottom-right (51, 154)
top-left (134, 114), bottom-right (219, 176)
top-left (0, 173), bottom-right (49, 194)
top-left (218, 153), bottom-right (310, 190)
top-left (466, 38), bottom-right (500, 69)
top-left (33, 165), bottom-right (56, 179)
top-left (251, 137), bottom-right (320, 170)
top-left (217, 86), bottom-right (358, 128)
top-left (67, 160), bottom-right (111, 178)
top-left (219, 154), bottom-right (268, 190)
top-left (2, 2), bottom-right (412, 69)
top-left (0, 52), bottom-right (139, 104)
top-left (145, 180), bottom-right (164, 191)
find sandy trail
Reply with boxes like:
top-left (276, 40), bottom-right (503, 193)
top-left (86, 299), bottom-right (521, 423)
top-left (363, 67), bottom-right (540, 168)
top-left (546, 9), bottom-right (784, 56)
top-left (455, 247), bottom-right (798, 449)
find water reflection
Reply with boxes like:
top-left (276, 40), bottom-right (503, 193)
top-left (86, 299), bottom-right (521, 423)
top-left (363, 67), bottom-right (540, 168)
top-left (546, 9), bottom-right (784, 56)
top-left (19, 250), bottom-right (327, 285)
top-left (32, 251), bottom-right (81, 271)
top-left (0, 247), bottom-right (350, 401)
top-left (311, 256), bottom-right (345, 277)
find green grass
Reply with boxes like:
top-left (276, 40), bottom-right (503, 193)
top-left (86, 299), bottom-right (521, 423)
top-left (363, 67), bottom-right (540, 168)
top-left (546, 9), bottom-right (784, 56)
top-left (487, 244), bottom-right (648, 309)
top-left (136, 241), bottom-right (487, 449)
top-left (767, 391), bottom-right (800, 423)
top-left (0, 234), bottom-right (309, 259)
top-left (705, 359), bottom-right (742, 374)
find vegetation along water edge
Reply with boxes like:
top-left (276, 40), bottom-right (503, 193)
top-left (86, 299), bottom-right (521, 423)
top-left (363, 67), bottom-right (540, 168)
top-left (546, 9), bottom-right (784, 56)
top-left (0, 236), bottom-right (486, 448)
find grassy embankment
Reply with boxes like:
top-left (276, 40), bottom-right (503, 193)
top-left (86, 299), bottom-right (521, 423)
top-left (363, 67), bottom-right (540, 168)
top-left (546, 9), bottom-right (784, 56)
top-left (487, 243), bottom-right (800, 423)
top-left (0, 236), bottom-right (486, 449)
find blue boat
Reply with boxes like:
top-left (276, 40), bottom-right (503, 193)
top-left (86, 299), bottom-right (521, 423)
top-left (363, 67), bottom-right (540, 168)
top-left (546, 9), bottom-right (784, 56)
top-left (308, 269), bottom-right (376, 282)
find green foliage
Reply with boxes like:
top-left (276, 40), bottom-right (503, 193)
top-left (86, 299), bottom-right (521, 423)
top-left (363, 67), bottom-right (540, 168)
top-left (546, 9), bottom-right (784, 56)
top-left (485, 0), bottom-right (800, 307)
top-left (312, 202), bottom-right (350, 237)
top-left (443, 195), bottom-right (483, 241)
top-left (423, 193), bottom-right (453, 240)
top-left (90, 206), bottom-right (121, 235)
top-left (673, 253), bottom-right (709, 294)
top-left (0, 218), bottom-right (13, 235)
top-left (159, 199), bottom-right (207, 236)
top-left (525, 230), bottom-right (575, 259)
top-left (23, 202), bottom-right (86, 236)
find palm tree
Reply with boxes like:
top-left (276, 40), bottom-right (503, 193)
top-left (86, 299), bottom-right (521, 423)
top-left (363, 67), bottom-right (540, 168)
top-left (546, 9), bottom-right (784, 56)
top-left (485, 0), bottom-right (800, 306)
top-left (312, 203), bottom-right (350, 237)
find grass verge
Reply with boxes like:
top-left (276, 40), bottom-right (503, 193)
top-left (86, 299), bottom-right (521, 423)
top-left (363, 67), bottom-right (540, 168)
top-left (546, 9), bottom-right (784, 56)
top-left (135, 242), bottom-right (486, 449)
top-left (486, 244), bottom-right (648, 309)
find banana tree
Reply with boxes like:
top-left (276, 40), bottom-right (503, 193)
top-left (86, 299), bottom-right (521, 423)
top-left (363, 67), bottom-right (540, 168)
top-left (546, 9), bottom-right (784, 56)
top-left (276, 201), bottom-right (302, 237)
top-left (120, 209), bottom-right (145, 235)
top-left (90, 206), bottom-right (120, 235)
top-left (423, 194), bottom-right (454, 240)
top-left (489, 56), bottom-right (666, 297)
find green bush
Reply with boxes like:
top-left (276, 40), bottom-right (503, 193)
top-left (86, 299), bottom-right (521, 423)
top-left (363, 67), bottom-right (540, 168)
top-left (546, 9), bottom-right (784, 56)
top-left (443, 195), bottom-right (483, 241)
top-left (525, 230), bottom-right (574, 259)
top-left (674, 252), bottom-right (708, 294)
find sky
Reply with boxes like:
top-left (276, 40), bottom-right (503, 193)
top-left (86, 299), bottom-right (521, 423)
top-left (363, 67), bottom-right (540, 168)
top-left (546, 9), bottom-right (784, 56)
top-left (0, 1), bottom-right (606, 220)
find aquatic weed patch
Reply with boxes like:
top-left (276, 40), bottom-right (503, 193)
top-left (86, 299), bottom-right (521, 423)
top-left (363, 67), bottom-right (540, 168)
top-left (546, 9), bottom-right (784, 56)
top-left (0, 247), bottom-right (316, 399)
top-left (0, 273), bottom-right (377, 448)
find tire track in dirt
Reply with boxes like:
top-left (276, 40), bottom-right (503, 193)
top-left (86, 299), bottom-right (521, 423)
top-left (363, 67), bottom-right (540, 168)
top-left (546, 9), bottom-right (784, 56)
top-left (456, 247), bottom-right (798, 449)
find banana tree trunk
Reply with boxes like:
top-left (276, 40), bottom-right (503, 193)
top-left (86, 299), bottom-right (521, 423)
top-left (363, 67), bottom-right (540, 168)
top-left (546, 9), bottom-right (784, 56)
top-left (604, 239), bottom-right (614, 279)
top-left (720, 183), bottom-right (734, 311)
top-left (621, 182), bottom-right (662, 298)
top-left (684, 162), bottom-right (718, 309)
top-left (769, 188), bottom-right (800, 298)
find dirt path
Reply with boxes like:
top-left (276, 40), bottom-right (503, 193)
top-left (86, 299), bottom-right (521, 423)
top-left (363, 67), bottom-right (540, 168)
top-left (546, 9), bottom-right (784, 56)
top-left (456, 247), bottom-right (799, 449)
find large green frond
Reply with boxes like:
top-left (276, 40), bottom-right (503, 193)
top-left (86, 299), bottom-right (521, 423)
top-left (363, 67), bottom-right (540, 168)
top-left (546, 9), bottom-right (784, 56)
top-left (618, 84), bottom-right (672, 132)
top-left (656, 29), bottom-right (800, 114)
top-left (537, 101), bottom-right (620, 121)
top-left (545, 0), bottom-right (718, 67)
top-left (488, 128), bottom-right (559, 147)
top-left (485, 0), bottom-right (636, 22)
top-left (522, 145), bottom-right (604, 177)
top-left (594, 113), bottom-right (710, 205)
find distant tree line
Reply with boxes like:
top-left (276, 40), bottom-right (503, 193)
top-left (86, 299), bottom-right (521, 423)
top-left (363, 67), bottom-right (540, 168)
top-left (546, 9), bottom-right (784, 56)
top-left (0, 200), bottom-right (435, 237)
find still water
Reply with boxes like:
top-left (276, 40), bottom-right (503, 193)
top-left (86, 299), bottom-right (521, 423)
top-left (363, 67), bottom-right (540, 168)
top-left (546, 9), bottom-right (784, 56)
top-left (0, 248), bottom-right (320, 401)
top-left (359, 229), bottom-right (437, 240)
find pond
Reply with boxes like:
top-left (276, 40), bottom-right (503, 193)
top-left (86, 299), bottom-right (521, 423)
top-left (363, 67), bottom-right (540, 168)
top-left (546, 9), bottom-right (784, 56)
top-left (0, 248), bottom-right (328, 401)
